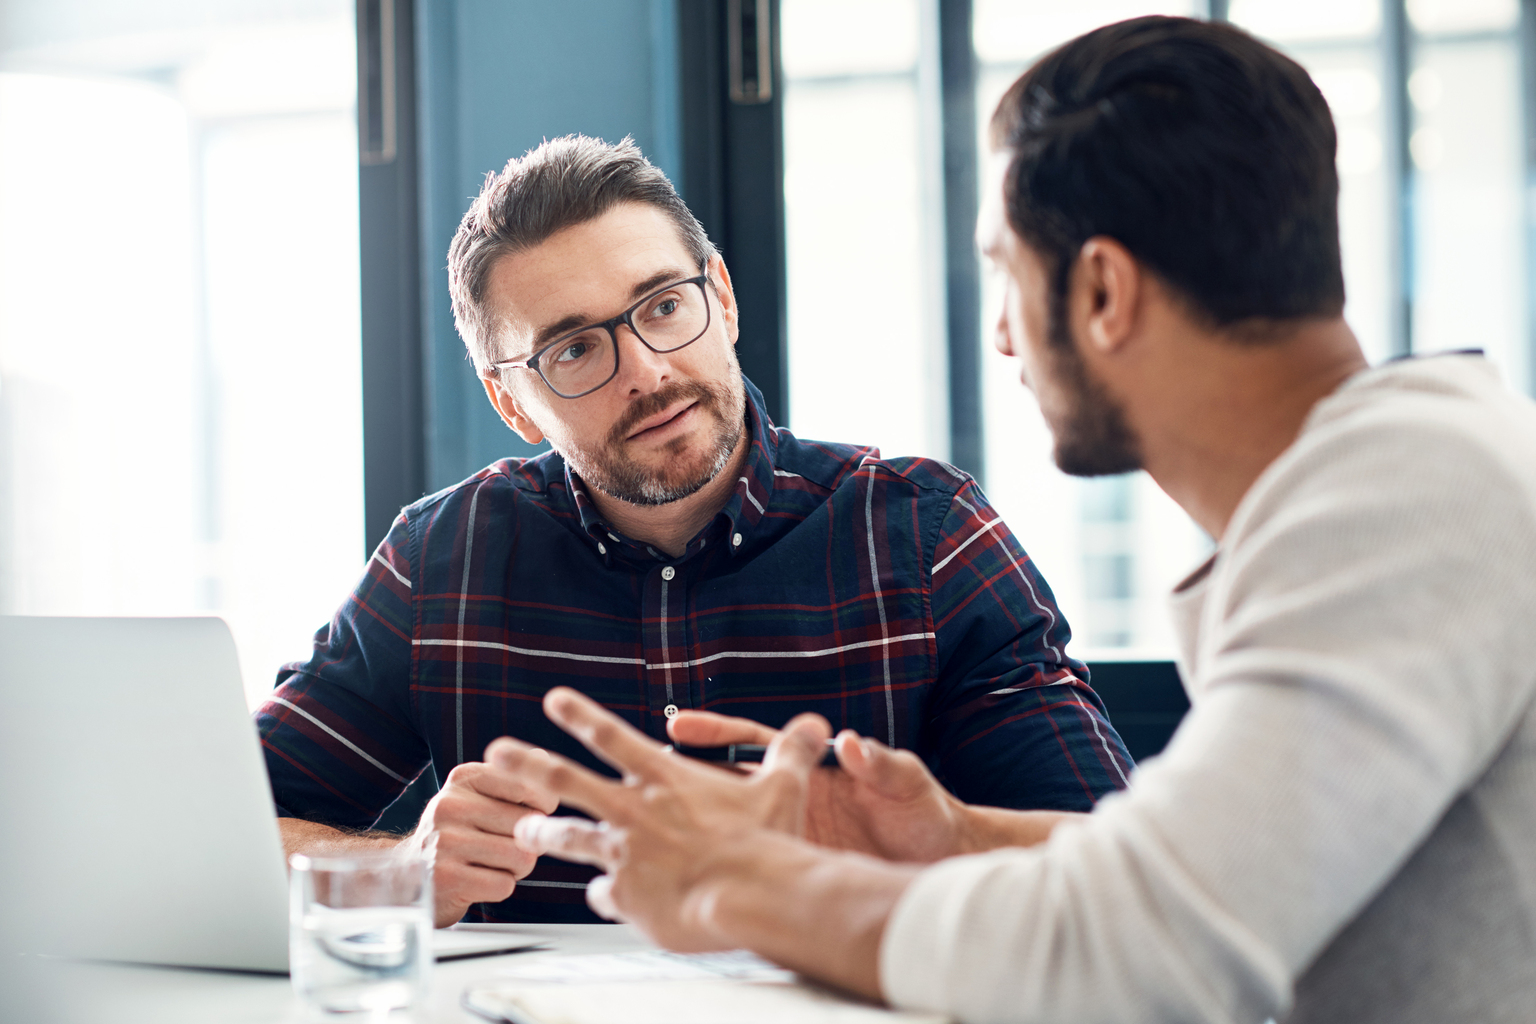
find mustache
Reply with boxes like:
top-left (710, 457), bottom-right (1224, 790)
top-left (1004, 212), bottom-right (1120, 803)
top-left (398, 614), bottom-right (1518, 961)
top-left (608, 380), bottom-right (728, 444)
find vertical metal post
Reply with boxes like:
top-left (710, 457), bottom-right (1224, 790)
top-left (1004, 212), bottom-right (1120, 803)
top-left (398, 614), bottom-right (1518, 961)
top-left (357, 0), bottom-right (426, 553)
top-left (722, 0), bottom-right (789, 424)
top-left (676, 0), bottom-right (727, 240)
top-left (937, 0), bottom-right (984, 480)
top-left (676, 0), bottom-right (789, 425)
top-left (727, 0), bottom-right (773, 103)
top-left (1521, 0), bottom-right (1536, 394)
top-left (1203, 0), bottom-right (1230, 21)
top-left (358, 0), bottom-right (397, 165)
top-left (1382, 0), bottom-right (1415, 357)
top-left (917, 0), bottom-right (950, 464)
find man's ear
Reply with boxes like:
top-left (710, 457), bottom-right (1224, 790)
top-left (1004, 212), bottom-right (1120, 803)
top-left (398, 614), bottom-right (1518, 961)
top-left (1075, 236), bottom-right (1142, 356)
top-left (481, 374), bottom-right (546, 445)
top-left (708, 254), bottom-right (740, 344)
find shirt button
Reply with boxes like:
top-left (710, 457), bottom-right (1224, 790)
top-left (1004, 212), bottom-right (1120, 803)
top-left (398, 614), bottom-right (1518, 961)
top-left (664, 703), bottom-right (679, 719)
top-left (596, 542), bottom-right (607, 555)
top-left (732, 533), bottom-right (743, 547)
top-left (661, 565), bottom-right (676, 581)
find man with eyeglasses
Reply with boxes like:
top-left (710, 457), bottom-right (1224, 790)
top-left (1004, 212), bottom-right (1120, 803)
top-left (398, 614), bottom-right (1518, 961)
top-left (256, 135), bottom-right (1130, 927)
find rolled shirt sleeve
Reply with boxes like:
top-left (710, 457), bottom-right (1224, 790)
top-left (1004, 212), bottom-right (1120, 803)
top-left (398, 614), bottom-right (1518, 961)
top-left (924, 479), bottom-right (1132, 811)
top-left (256, 513), bottom-right (431, 829)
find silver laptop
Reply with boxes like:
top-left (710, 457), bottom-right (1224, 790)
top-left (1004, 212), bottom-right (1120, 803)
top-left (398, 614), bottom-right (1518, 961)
top-left (0, 616), bottom-right (542, 973)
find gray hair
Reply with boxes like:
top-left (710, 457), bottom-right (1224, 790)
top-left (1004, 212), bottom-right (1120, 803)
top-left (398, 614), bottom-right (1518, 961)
top-left (447, 135), bottom-right (717, 374)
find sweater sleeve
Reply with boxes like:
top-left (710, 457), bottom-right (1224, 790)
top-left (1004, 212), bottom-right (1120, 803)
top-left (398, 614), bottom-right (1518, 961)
top-left (879, 412), bottom-right (1536, 1024)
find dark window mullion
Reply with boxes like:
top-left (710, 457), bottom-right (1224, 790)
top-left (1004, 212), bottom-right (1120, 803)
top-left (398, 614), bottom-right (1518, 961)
top-left (676, 0), bottom-right (788, 427)
top-left (940, 0), bottom-right (984, 482)
top-left (357, 0), bottom-right (426, 554)
top-left (1521, 0), bottom-right (1536, 395)
top-left (1383, 0), bottom-right (1415, 357)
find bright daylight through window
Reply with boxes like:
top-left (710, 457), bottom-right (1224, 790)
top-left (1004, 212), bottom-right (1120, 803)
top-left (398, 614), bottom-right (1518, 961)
top-left (783, 0), bottom-right (1531, 656)
top-left (1, 0), bottom-right (1527, 676)
top-left (0, 0), bottom-right (363, 707)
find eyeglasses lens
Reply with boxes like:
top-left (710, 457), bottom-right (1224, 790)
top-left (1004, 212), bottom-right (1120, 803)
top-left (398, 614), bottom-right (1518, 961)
top-left (541, 280), bottom-right (711, 397)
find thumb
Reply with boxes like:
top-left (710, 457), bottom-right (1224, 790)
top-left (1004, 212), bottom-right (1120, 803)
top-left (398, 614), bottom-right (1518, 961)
top-left (835, 731), bottom-right (933, 801)
top-left (760, 712), bottom-right (832, 781)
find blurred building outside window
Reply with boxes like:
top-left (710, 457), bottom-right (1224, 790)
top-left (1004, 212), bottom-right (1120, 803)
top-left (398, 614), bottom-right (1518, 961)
top-left (781, 0), bottom-right (950, 463)
top-left (0, 0), bottom-right (363, 708)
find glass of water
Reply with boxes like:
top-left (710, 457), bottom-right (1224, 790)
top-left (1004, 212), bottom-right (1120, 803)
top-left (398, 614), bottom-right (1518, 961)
top-left (289, 850), bottom-right (433, 1019)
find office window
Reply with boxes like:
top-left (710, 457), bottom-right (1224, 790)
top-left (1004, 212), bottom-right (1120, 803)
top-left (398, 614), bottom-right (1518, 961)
top-left (1405, 1), bottom-right (1526, 391)
top-left (781, 0), bottom-right (950, 460)
top-left (0, 1), bottom-right (362, 708)
top-left (1228, 0), bottom-right (1528, 393)
top-left (1228, 0), bottom-right (1395, 365)
top-left (785, 0), bottom-right (1534, 658)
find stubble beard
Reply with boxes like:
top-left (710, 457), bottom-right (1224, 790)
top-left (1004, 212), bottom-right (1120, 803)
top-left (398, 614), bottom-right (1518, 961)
top-left (1044, 293), bottom-right (1144, 477)
top-left (564, 375), bottom-right (747, 507)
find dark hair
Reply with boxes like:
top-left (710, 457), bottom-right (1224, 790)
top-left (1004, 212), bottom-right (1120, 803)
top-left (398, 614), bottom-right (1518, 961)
top-left (990, 16), bottom-right (1345, 333)
top-left (448, 135), bottom-right (716, 371)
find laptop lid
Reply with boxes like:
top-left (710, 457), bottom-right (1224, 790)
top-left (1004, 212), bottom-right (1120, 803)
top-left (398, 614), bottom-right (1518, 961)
top-left (0, 616), bottom-right (542, 974)
top-left (0, 616), bottom-right (291, 972)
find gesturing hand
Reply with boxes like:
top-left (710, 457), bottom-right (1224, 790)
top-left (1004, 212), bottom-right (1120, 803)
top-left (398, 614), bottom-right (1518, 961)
top-left (668, 709), bottom-right (973, 863)
top-left (488, 687), bottom-right (833, 951)
top-left (397, 756), bottom-right (559, 927)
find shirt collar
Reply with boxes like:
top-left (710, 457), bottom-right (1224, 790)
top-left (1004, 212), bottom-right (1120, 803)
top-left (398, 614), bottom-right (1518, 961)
top-left (710, 375), bottom-right (778, 557)
top-left (563, 375), bottom-right (780, 565)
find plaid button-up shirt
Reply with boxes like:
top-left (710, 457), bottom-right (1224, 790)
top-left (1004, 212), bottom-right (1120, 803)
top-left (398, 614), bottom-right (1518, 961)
top-left (257, 378), bottom-right (1132, 923)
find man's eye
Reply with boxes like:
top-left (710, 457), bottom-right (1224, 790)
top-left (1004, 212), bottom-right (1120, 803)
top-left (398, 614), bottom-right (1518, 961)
top-left (644, 295), bottom-right (680, 321)
top-left (553, 340), bottom-right (594, 363)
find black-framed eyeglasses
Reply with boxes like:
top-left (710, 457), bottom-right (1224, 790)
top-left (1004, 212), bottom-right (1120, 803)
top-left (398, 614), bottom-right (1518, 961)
top-left (488, 274), bottom-right (714, 399)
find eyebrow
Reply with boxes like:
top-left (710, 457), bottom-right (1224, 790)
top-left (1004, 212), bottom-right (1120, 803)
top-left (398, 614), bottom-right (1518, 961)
top-left (528, 267), bottom-right (696, 352)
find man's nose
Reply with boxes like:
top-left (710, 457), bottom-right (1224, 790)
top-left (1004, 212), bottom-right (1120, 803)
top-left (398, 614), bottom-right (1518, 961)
top-left (992, 299), bottom-right (1015, 357)
top-left (614, 323), bottom-right (671, 394)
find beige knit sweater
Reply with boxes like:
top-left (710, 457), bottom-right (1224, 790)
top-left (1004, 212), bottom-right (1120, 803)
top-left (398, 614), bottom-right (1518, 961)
top-left (880, 355), bottom-right (1536, 1024)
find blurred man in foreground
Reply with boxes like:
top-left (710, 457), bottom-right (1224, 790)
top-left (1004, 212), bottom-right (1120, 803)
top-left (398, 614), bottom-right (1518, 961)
top-left (494, 16), bottom-right (1536, 1024)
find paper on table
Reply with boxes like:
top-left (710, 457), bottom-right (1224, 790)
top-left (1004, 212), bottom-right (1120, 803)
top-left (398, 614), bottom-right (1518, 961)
top-left (462, 949), bottom-right (952, 1024)
top-left (493, 948), bottom-right (796, 983)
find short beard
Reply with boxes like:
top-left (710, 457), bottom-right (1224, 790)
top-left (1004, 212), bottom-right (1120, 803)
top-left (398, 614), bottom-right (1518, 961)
top-left (564, 376), bottom-right (746, 507)
top-left (1044, 266), bottom-right (1143, 477)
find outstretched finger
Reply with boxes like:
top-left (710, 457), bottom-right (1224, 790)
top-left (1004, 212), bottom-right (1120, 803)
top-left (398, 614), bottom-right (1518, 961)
top-left (513, 814), bottom-right (621, 869)
top-left (667, 709), bottom-right (779, 747)
top-left (543, 687), bottom-right (674, 779)
top-left (485, 735), bottom-right (628, 821)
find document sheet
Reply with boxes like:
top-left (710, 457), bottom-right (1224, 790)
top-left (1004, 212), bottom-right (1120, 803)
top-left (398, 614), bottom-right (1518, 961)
top-left (462, 949), bottom-right (951, 1024)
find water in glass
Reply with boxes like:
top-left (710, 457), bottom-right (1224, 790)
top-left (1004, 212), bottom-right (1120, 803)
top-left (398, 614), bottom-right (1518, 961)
top-left (290, 851), bottom-right (433, 1019)
top-left (294, 904), bottom-right (431, 1015)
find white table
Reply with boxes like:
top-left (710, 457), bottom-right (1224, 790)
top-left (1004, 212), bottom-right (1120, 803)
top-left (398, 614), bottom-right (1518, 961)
top-left (12, 924), bottom-right (652, 1023)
